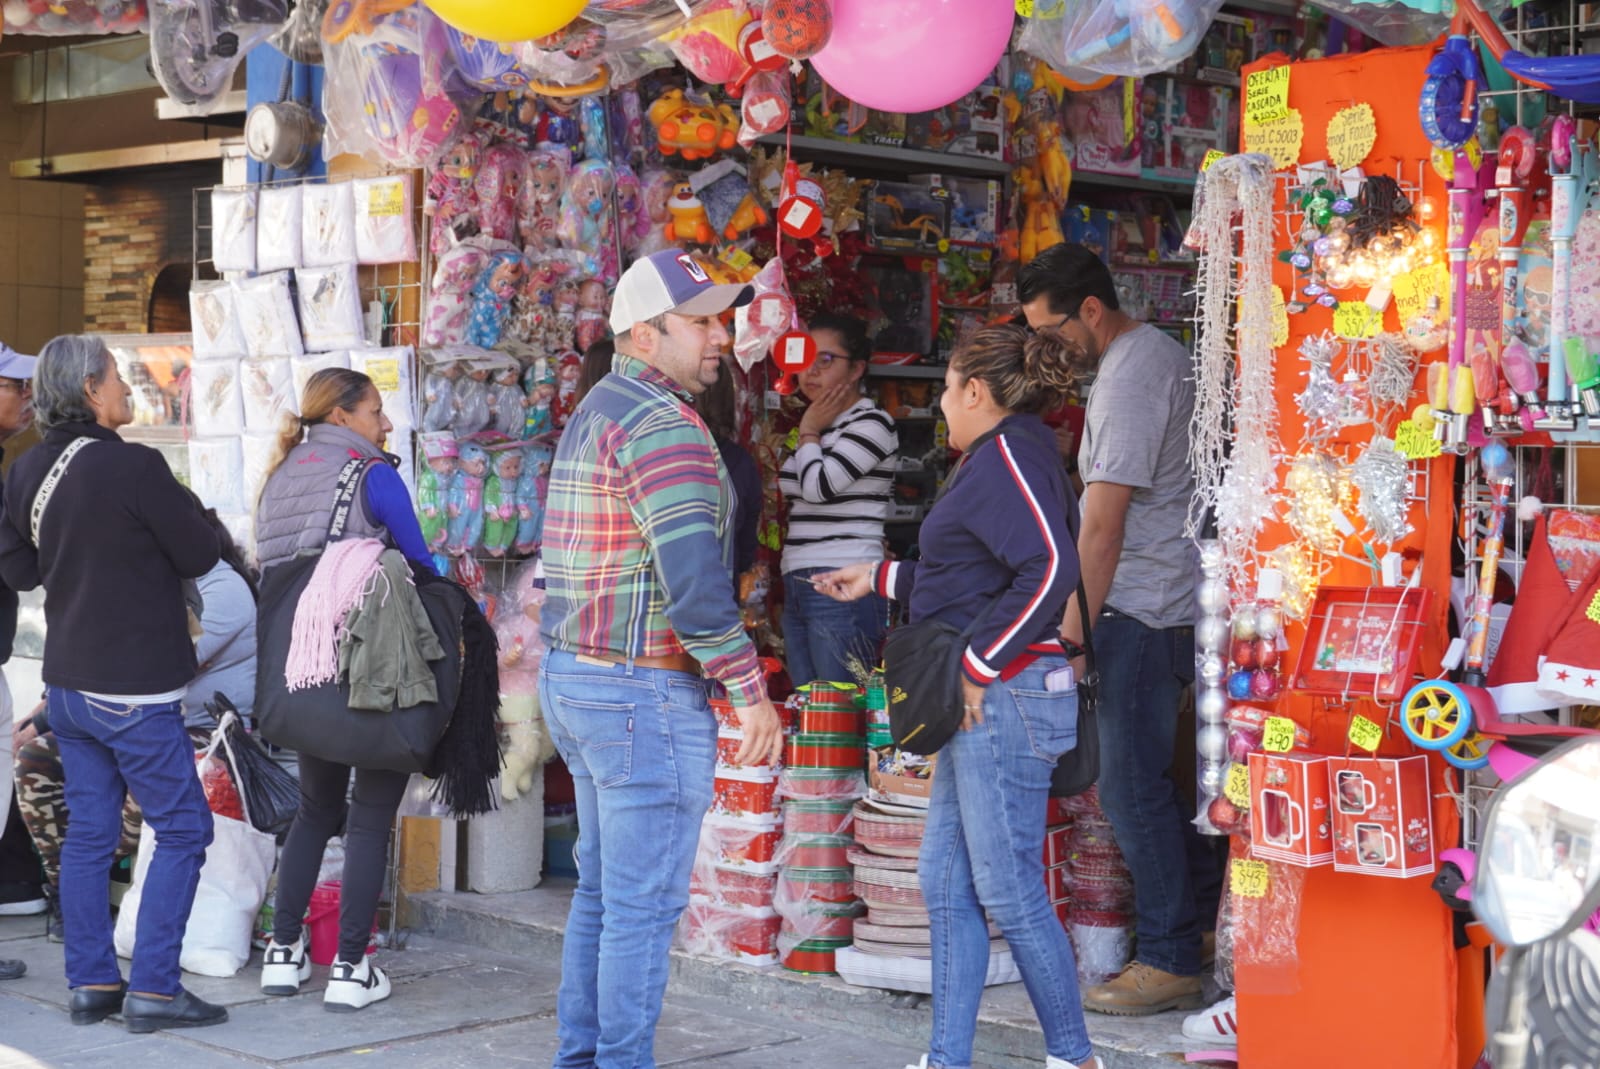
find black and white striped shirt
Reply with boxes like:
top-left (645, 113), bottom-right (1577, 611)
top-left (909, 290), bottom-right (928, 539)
top-left (779, 398), bottom-right (899, 572)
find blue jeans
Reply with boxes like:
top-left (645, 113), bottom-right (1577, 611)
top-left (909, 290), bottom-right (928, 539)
top-left (919, 659), bottom-right (1092, 1069)
top-left (48, 687), bottom-right (213, 996)
top-left (540, 650), bottom-right (717, 1069)
top-left (782, 566), bottom-right (887, 686)
top-left (1092, 608), bottom-right (1221, 977)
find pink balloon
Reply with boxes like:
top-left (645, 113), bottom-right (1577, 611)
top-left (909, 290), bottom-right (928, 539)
top-left (809, 0), bottom-right (1013, 114)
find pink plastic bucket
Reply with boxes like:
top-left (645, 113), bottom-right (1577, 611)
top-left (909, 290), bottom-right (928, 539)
top-left (305, 880), bottom-right (377, 966)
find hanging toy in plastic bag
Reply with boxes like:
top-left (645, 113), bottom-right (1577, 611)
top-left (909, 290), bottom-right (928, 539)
top-left (661, 0), bottom-right (750, 86)
top-left (647, 88), bottom-right (740, 161)
top-left (447, 441), bottom-right (490, 555)
top-left (424, 244), bottom-right (490, 348)
top-left (763, 0), bottom-right (833, 62)
top-left (422, 361), bottom-right (463, 433)
top-left (489, 364), bottom-right (527, 438)
top-left (578, 95), bottom-right (612, 162)
top-left (770, 331), bottom-right (817, 395)
top-left (441, 20), bottom-right (529, 92)
top-left (726, 19), bottom-right (789, 97)
top-left (574, 279), bottom-right (611, 353)
top-left (515, 16), bottom-right (610, 100)
top-left (738, 69), bottom-right (792, 149)
top-left (452, 365), bottom-right (494, 437)
top-left (614, 164), bottom-right (647, 256)
top-left (473, 142), bottom-right (528, 244)
top-left (417, 432), bottom-right (459, 566)
top-left (558, 159), bottom-right (620, 283)
top-left (777, 157), bottom-right (831, 255)
top-left (734, 258), bottom-right (798, 373)
top-left (664, 181), bottom-right (715, 246)
top-left (515, 442), bottom-right (555, 553)
top-left (522, 357), bottom-right (557, 439)
top-left (516, 148), bottom-right (570, 250)
top-left (467, 248), bottom-right (526, 349)
top-left (636, 169), bottom-right (680, 256)
top-left (150, 0), bottom-right (288, 111)
top-left (482, 446), bottom-right (523, 557)
top-left (546, 277), bottom-right (580, 352)
top-left (698, 164), bottom-right (769, 243)
top-left (551, 351), bottom-right (584, 428)
top-left (425, 130), bottom-right (485, 257)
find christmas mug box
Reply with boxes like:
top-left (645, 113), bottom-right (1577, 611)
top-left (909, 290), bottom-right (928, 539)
top-left (1249, 752), bottom-right (1334, 867)
top-left (1328, 755), bottom-right (1435, 879)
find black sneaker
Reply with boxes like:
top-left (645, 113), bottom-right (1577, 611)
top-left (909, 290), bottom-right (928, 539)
top-left (0, 881), bottom-right (46, 916)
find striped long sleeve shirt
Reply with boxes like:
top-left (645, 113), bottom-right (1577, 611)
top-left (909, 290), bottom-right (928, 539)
top-left (539, 354), bottom-right (766, 706)
top-left (778, 398), bottom-right (898, 573)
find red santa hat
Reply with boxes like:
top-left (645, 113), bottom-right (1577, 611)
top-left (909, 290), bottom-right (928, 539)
top-left (1486, 514), bottom-right (1575, 715)
top-left (1536, 552), bottom-right (1600, 707)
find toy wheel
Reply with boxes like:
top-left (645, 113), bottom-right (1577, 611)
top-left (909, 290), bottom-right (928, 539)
top-left (1401, 680), bottom-right (1474, 750)
top-left (1420, 71), bottom-right (1478, 149)
top-left (1444, 730), bottom-right (1492, 770)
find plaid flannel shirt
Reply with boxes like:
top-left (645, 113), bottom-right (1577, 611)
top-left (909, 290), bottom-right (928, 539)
top-left (539, 354), bottom-right (766, 706)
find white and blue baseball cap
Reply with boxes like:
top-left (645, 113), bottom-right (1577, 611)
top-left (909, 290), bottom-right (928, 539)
top-left (0, 343), bottom-right (36, 380)
top-left (609, 247), bottom-right (754, 336)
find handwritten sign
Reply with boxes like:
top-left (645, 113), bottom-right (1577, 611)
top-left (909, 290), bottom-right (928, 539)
top-left (1348, 714), bottom-right (1384, 752)
top-left (1394, 419), bottom-right (1444, 460)
top-left (367, 182), bottom-right (405, 217)
top-left (1232, 859), bottom-right (1270, 899)
top-left (1224, 763), bottom-right (1252, 808)
top-left (1243, 109), bottom-right (1303, 171)
top-left (364, 358), bottom-right (400, 396)
top-left (1271, 285), bottom-right (1290, 347)
top-left (1201, 149), bottom-right (1227, 173)
top-left (1333, 301), bottom-right (1382, 339)
top-left (1393, 263), bottom-right (1450, 325)
top-left (1262, 716), bottom-right (1297, 753)
top-left (1326, 103), bottom-right (1378, 171)
top-left (1587, 588), bottom-right (1600, 625)
top-left (1245, 65), bottom-right (1292, 124)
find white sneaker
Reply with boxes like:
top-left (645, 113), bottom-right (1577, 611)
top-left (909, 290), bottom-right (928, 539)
top-left (323, 956), bottom-right (391, 1012)
top-left (1047, 1056), bottom-right (1104, 1069)
top-left (903, 1058), bottom-right (928, 1069)
top-left (260, 935), bottom-right (311, 996)
top-left (1182, 994), bottom-right (1239, 1046)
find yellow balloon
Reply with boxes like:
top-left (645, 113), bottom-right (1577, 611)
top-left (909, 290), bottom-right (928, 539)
top-left (422, 0), bottom-right (585, 43)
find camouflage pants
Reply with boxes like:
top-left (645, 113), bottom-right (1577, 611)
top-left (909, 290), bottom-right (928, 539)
top-left (14, 733), bottom-right (144, 892)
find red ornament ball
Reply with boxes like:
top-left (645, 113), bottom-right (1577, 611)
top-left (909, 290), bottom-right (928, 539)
top-left (762, 0), bottom-right (833, 60)
top-left (1250, 669), bottom-right (1280, 700)
top-left (1255, 638), bottom-right (1279, 670)
top-left (1207, 795), bottom-right (1247, 835)
top-left (1230, 638), bottom-right (1258, 670)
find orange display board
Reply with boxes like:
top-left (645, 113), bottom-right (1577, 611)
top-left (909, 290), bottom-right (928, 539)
top-left (1235, 44), bottom-right (1466, 1069)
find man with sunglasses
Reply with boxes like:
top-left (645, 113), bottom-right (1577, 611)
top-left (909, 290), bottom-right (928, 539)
top-left (1019, 244), bottom-right (1221, 1017)
top-left (0, 343), bottom-right (39, 982)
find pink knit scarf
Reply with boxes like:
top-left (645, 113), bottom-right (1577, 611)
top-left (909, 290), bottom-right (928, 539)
top-left (285, 537), bottom-right (386, 691)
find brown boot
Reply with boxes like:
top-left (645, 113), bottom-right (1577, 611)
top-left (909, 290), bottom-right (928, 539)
top-left (1082, 961), bottom-right (1204, 1016)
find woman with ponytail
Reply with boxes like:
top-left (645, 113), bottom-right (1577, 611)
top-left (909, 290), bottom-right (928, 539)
top-left (814, 325), bottom-right (1103, 1069)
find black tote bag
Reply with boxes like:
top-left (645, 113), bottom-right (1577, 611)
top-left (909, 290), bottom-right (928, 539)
top-left (255, 458), bottom-right (466, 774)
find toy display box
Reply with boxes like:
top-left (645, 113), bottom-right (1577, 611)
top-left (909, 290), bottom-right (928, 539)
top-left (1249, 751), bottom-right (1334, 867)
top-left (862, 260), bottom-right (935, 359)
top-left (914, 175), bottom-right (1001, 244)
top-left (1141, 77), bottom-right (1234, 179)
top-left (804, 69), bottom-right (906, 146)
top-left (1065, 206), bottom-right (1117, 265)
top-left (904, 86), bottom-right (1005, 160)
top-left (1061, 78), bottom-right (1142, 178)
top-left (866, 181), bottom-right (951, 255)
top-left (1328, 755), bottom-right (1435, 879)
top-left (1173, 12), bottom-right (1255, 85)
top-left (1112, 266), bottom-right (1195, 326)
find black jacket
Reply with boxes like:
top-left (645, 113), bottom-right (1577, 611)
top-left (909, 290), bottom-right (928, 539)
top-left (0, 421), bottom-right (220, 694)
top-left (0, 464), bottom-right (16, 665)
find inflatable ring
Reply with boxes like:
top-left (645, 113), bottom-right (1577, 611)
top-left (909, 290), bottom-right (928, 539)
top-left (323, 0), bottom-right (416, 44)
top-left (1400, 680), bottom-right (1474, 750)
top-left (1443, 730), bottom-right (1492, 770)
top-left (525, 68), bottom-right (611, 99)
top-left (1419, 36), bottom-right (1481, 150)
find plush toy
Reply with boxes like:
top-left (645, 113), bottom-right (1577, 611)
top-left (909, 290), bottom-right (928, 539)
top-left (574, 278), bottom-right (610, 352)
top-left (473, 142), bottom-right (527, 244)
top-left (647, 89), bottom-right (739, 161)
top-left (578, 94), bottom-right (611, 161)
top-left (448, 441), bottom-right (490, 555)
top-left (522, 359), bottom-right (556, 439)
top-left (614, 164), bottom-right (646, 255)
top-left (467, 248), bottom-right (526, 348)
top-left (664, 181), bottom-right (715, 245)
top-left (515, 442), bottom-right (555, 553)
top-left (417, 433), bottom-right (458, 556)
top-left (481, 447), bottom-right (522, 558)
top-left (517, 148), bottom-right (569, 249)
top-left (489, 364), bottom-right (527, 438)
top-left (423, 362), bottom-right (463, 433)
top-left (423, 244), bottom-right (489, 347)
top-left (636, 168), bottom-right (679, 256)
top-left (496, 562), bottom-right (553, 799)
top-left (425, 130), bottom-right (484, 257)
top-left (506, 254), bottom-right (561, 346)
top-left (547, 279), bottom-right (579, 352)
top-left (552, 351), bottom-right (583, 428)
top-left (558, 159), bottom-right (619, 283)
top-left (452, 366), bottom-right (494, 437)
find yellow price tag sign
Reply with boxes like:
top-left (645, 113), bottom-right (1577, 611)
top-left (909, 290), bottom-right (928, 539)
top-left (1394, 419), bottom-right (1444, 460)
top-left (1587, 587), bottom-right (1600, 626)
top-left (1201, 149), bottom-right (1227, 172)
top-left (1244, 65), bottom-right (1291, 124)
top-left (1333, 301), bottom-right (1382, 339)
top-left (1348, 714), bottom-right (1384, 752)
top-left (366, 180), bottom-right (405, 217)
top-left (1224, 763), bottom-right (1252, 808)
top-left (364, 358), bottom-right (400, 395)
top-left (1270, 285), bottom-right (1290, 347)
top-left (1231, 859), bottom-right (1270, 899)
top-left (1262, 716), bottom-right (1297, 753)
top-left (1393, 263), bottom-right (1450, 325)
top-left (785, 428), bottom-right (801, 451)
top-left (1015, 0), bottom-right (1033, 15)
top-left (1242, 109), bottom-right (1303, 172)
top-left (1325, 103), bottom-right (1378, 171)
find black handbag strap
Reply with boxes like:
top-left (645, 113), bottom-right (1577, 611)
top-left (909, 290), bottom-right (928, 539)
top-left (327, 457), bottom-right (374, 542)
top-left (1063, 485), bottom-right (1098, 692)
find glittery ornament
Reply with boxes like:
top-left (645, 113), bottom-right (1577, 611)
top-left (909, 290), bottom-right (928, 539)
top-left (1256, 606), bottom-right (1281, 639)
top-left (1351, 436), bottom-right (1414, 545)
top-left (1196, 723), bottom-right (1229, 762)
top-left (1256, 638), bottom-right (1280, 669)
top-left (1197, 686), bottom-right (1228, 724)
top-left (1250, 669), bottom-right (1281, 699)
top-left (1199, 760), bottom-right (1227, 793)
top-left (1232, 613), bottom-right (1258, 641)
top-left (1208, 793), bottom-right (1247, 834)
top-left (1198, 615), bottom-right (1229, 650)
top-left (1228, 725), bottom-right (1259, 762)
top-left (1200, 652), bottom-right (1226, 687)
top-left (1198, 578), bottom-right (1228, 615)
top-left (1227, 670), bottom-right (1254, 700)
top-left (1291, 252), bottom-right (1312, 269)
top-left (1231, 638), bottom-right (1259, 670)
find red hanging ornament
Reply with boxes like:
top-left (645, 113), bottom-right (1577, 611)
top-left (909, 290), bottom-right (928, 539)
top-left (771, 330), bottom-right (816, 395)
top-left (762, 0), bottom-right (832, 61)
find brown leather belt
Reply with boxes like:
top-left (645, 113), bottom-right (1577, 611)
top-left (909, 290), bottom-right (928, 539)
top-left (574, 651), bottom-right (701, 675)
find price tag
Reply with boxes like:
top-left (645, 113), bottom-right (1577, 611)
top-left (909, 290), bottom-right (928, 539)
top-left (1325, 103), bottom-right (1378, 171)
top-left (1224, 763), bottom-right (1252, 808)
top-left (1262, 716), bottom-right (1297, 753)
top-left (1201, 149), bottom-right (1227, 172)
top-left (367, 181), bottom-right (405, 217)
top-left (1587, 587), bottom-right (1600, 625)
top-left (1242, 109), bottom-right (1303, 171)
top-left (1270, 285), bottom-right (1290, 347)
top-left (1333, 301), bottom-right (1382, 339)
top-left (1245, 65), bottom-right (1292, 124)
top-left (1392, 263), bottom-right (1450, 325)
top-left (720, 247), bottom-right (754, 272)
top-left (364, 358), bottom-right (400, 395)
top-left (1015, 0), bottom-right (1033, 14)
top-left (1231, 859), bottom-right (1270, 899)
top-left (1394, 419), bottom-right (1444, 460)
top-left (785, 427), bottom-right (800, 451)
top-left (1348, 714), bottom-right (1384, 752)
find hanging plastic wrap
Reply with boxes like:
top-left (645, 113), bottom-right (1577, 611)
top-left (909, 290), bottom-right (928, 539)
top-left (738, 70), bottom-right (791, 150)
top-left (190, 280), bottom-right (246, 360)
top-left (149, 0), bottom-right (286, 110)
top-left (733, 258), bottom-right (794, 372)
top-left (439, 21), bottom-right (529, 92)
top-left (352, 175), bottom-right (418, 264)
top-left (187, 437), bottom-right (246, 515)
top-left (516, 9), bottom-right (677, 92)
top-left (233, 272), bottom-right (304, 359)
top-left (1017, 0), bottom-right (1226, 78)
top-left (558, 160), bottom-right (619, 284)
top-left (256, 185), bottom-right (304, 273)
top-left (301, 183), bottom-right (358, 268)
top-left (1298, 0), bottom-right (1450, 47)
top-left (290, 351), bottom-right (352, 402)
top-left (1, 0), bottom-right (148, 35)
top-left (1217, 846), bottom-right (1308, 992)
top-left (240, 431), bottom-right (279, 509)
top-left (210, 188), bottom-right (258, 273)
top-left (424, 244), bottom-right (489, 348)
top-left (240, 356), bottom-right (298, 432)
top-left (349, 346), bottom-right (416, 427)
top-left (680, 898), bottom-right (782, 967)
top-left (295, 263), bottom-right (366, 352)
top-left (189, 359), bottom-right (244, 438)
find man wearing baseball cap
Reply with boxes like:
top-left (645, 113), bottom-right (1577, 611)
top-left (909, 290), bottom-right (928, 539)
top-left (539, 249), bottom-right (782, 1068)
top-left (0, 343), bottom-right (39, 983)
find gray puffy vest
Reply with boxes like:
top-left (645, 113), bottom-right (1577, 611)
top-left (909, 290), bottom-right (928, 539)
top-left (255, 424), bottom-right (389, 572)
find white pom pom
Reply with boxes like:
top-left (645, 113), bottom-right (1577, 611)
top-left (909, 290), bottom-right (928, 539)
top-left (1517, 496), bottom-right (1544, 522)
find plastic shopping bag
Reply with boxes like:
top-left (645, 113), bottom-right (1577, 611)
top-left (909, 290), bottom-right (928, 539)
top-left (206, 694), bottom-right (300, 836)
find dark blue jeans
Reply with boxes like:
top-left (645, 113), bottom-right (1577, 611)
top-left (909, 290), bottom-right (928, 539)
top-left (782, 566), bottom-right (887, 686)
top-left (1092, 609), bottom-right (1221, 978)
top-left (48, 687), bottom-right (213, 996)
